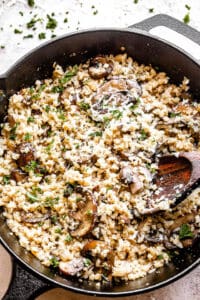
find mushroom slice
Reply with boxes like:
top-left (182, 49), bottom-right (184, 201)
top-left (88, 56), bottom-right (113, 79)
top-left (120, 166), bottom-right (136, 185)
top-left (168, 213), bottom-right (196, 232)
top-left (11, 168), bottom-right (27, 182)
top-left (90, 78), bottom-right (142, 122)
top-left (21, 212), bottom-right (50, 224)
top-left (70, 187), bottom-right (97, 238)
top-left (17, 143), bottom-right (35, 167)
top-left (59, 258), bottom-right (84, 276)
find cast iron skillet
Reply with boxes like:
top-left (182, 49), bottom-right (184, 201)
top-left (0, 15), bottom-right (200, 299)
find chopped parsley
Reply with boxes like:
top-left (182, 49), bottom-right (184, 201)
top-left (3, 175), bottom-right (10, 185)
top-left (179, 224), bottom-right (194, 240)
top-left (134, 0), bottom-right (139, 3)
top-left (26, 192), bottom-right (38, 203)
top-left (79, 101), bottom-right (90, 111)
top-left (185, 4), bottom-right (191, 10)
top-left (27, 17), bottom-right (41, 29)
top-left (64, 18), bottom-right (68, 23)
top-left (9, 123), bottom-right (19, 140)
top-left (51, 85), bottom-right (64, 93)
top-left (1, 45), bottom-right (5, 49)
top-left (168, 112), bottom-right (181, 118)
top-left (139, 129), bottom-right (147, 140)
top-left (24, 160), bottom-right (38, 172)
top-left (49, 257), bottom-right (59, 268)
top-left (24, 133), bottom-right (32, 141)
top-left (89, 131), bottom-right (102, 137)
top-left (183, 13), bottom-right (190, 24)
top-left (23, 34), bottom-right (33, 39)
top-left (44, 105), bottom-right (51, 112)
top-left (43, 197), bottom-right (59, 208)
top-left (84, 258), bottom-right (92, 267)
top-left (28, 0), bottom-right (35, 7)
top-left (55, 227), bottom-right (62, 234)
top-left (149, 8), bottom-right (154, 13)
top-left (38, 32), bottom-right (46, 40)
top-left (130, 97), bottom-right (141, 111)
top-left (59, 66), bottom-right (78, 84)
top-left (14, 29), bottom-right (23, 34)
top-left (65, 234), bottom-right (73, 242)
top-left (93, 10), bottom-right (98, 15)
top-left (45, 139), bottom-right (54, 153)
top-left (27, 116), bottom-right (35, 124)
top-left (19, 11), bottom-right (24, 16)
top-left (111, 110), bottom-right (123, 119)
top-left (51, 215), bottom-right (58, 224)
top-left (46, 14), bottom-right (57, 29)
top-left (86, 209), bottom-right (93, 216)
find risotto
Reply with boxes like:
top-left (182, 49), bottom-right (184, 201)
top-left (0, 53), bottom-right (199, 282)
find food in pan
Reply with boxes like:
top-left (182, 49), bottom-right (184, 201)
top-left (0, 53), bottom-right (199, 282)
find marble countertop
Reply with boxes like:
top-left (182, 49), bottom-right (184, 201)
top-left (0, 1), bottom-right (199, 299)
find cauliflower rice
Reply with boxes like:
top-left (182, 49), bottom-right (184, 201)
top-left (0, 53), bottom-right (200, 282)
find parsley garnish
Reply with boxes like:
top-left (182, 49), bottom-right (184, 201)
top-left (51, 86), bottom-right (64, 93)
top-left (14, 29), bottom-right (22, 34)
top-left (3, 175), bottom-right (10, 185)
top-left (183, 13), bottom-right (190, 24)
top-left (23, 34), bottom-right (33, 39)
top-left (168, 112), bottom-right (181, 118)
top-left (27, 116), bottom-right (35, 124)
top-left (43, 197), bottom-right (59, 208)
top-left (24, 133), bottom-right (32, 141)
top-left (55, 227), bottom-right (62, 234)
top-left (38, 32), bottom-right (46, 40)
top-left (9, 123), bottom-right (19, 140)
top-left (65, 234), bottom-right (73, 242)
top-left (49, 257), bottom-right (59, 268)
top-left (27, 17), bottom-right (41, 29)
top-left (26, 192), bottom-right (38, 203)
top-left (46, 14), bottom-right (57, 29)
top-left (89, 131), bottom-right (102, 137)
top-left (139, 129), bottom-right (147, 140)
top-left (24, 160), bottom-right (38, 172)
top-left (149, 8), bottom-right (154, 13)
top-left (28, 0), bottom-right (35, 7)
top-left (179, 224), bottom-right (194, 240)
top-left (79, 101), bottom-right (90, 111)
top-left (111, 110), bottom-right (123, 119)
top-left (84, 258), bottom-right (92, 267)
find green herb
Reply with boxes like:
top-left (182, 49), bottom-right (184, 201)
top-left (93, 10), bottom-right (98, 15)
top-left (130, 98), bottom-right (141, 111)
top-left (51, 85), bottom-right (64, 93)
top-left (89, 131), bottom-right (102, 137)
top-left (79, 101), bottom-right (90, 111)
top-left (149, 8), bottom-right (154, 13)
top-left (31, 93), bottom-right (40, 100)
top-left (3, 175), bottom-right (10, 185)
top-left (134, 0), bottom-right (139, 3)
top-left (59, 66), bottom-right (78, 84)
top-left (185, 4), bottom-right (191, 10)
top-left (24, 133), bottom-right (32, 141)
top-left (139, 129), bottom-right (147, 140)
top-left (14, 29), bottom-right (22, 34)
top-left (44, 105), bottom-right (51, 112)
top-left (55, 227), bottom-right (62, 234)
top-left (179, 224), bottom-right (194, 240)
top-left (111, 110), bottom-right (122, 119)
top-left (23, 34), bottom-right (33, 39)
top-left (26, 192), bottom-right (38, 203)
top-left (75, 143), bottom-right (80, 149)
top-left (24, 160), bottom-right (38, 172)
top-left (46, 14), bottom-right (57, 29)
top-left (84, 258), bottom-right (92, 267)
top-left (45, 139), bottom-right (54, 153)
top-left (183, 13), bottom-right (190, 24)
top-left (157, 254), bottom-right (164, 260)
top-left (168, 112), bottom-right (181, 118)
top-left (19, 11), bottom-right (24, 16)
top-left (27, 17), bottom-right (41, 29)
top-left (32, 185), bottom-right (43, 194)
top-left (76, 197), bottom-right (83, 202)
top-left (28, 0), bottom-right (35, 7)
top-left (43, 197), bottom-right (59, 208)
top-left (65, 234), bottom-right (73, 242)
top-left (27, 116), bottom-right (35, 124)
top-left (58, 111), bottom-right (66, 121)
top-left (51, 34), bottom-right (57, 38)
top-left (9, 123), bottom-right (18, 140)
top-left (38, 84), bottom-right (46, 92)
top-left (64, 18), bottom-right (68, 23)
top-left (86, 209), bottom-right (93, 216)
top-left (0, 45), bottom-right (5, 49)
top-left (49, 257), bottom-right (59, 268)
top-left (51, 215), bottom-right (58, 224)
top-left (38, 32), bottom-right (46, 39)
top-left (103, 116), bottom-right (110, 126)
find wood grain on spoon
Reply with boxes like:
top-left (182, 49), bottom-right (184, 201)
top-left (142, 152), bottom-right (200, 214)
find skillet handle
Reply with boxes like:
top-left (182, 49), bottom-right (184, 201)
top-left (129, 14), bottom-right (200, 63)
top-left (3, 261), bottom-right (54, 300)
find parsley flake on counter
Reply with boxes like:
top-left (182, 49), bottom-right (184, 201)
top-left (38, 32), bottom-right (46, 39)
top-left (28, 0), bottom-right (35, 7)
top-left (64, 18), bottom-right (68, 23)
top-left (23, 34), bottom-right (33, 39)
top-left (0, 45), bottom-right (5, 49)
top-left (134, 0), bottom-right (139, 3)
top-left (49, 257), bottom-right (59, 268)
top-left (46, 14), bottom-right (57, 30)
top-left (149, 8), bottom-right (154, 13)
top-left (14, 29), bottom-right (23, 34)
top-left (27, 17), bottom-right (41, 29)
top-left (179, 224), bottom-right (194, 240)
top-left (183, 13), bottom-right (190, 24)
top-left (93, 10), bottom-right (98, 15)
top-left (19, 11), bottom-right (24, 16)
top-left (185, 4), bottom-right (191, 10)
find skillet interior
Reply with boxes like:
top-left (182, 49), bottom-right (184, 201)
top-left (0, 29), bottom-right (199, 296)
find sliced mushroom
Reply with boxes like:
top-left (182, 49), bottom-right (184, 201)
top-left (91, 78), bottom-right (142, 122)
top-left (11, 168), bottom-right (27, 182)
top-left (120, 166), bottom-right (136, 185)
top-left (130, 179), bottom-right (143, 194)
top-left (17, 143), bottom-right (35, 167)
top-left (59, 258), bottom-right (84, 276)
top-left (168, 213), bottom-right (196, 232)
top-left (70, 187), bottom-right (97, 238)
top-left (88, 56), bottom-right (113, 79)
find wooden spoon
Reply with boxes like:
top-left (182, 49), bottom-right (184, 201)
top-left (142, 152), bottom-right (200, 214)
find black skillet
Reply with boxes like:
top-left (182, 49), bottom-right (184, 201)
top-left (0, 14), bottom-right (200, 299)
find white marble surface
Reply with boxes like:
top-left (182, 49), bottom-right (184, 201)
top-left (0, 1), bottom-right (199, 299)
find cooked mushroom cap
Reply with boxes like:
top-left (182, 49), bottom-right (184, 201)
top-left (70, 187), bottom-right (97, 238)
top-left (168, 213), bottom-right (195, 232)
top-left (11, 168), bottom-right (27, 182)
top-left (59, 258), bottom-right (84, 276)
top-left (91, 78), bottom-right (142, 122)
top-left (17, 143), bottom-right (35, 167)
top-left (88, 56), bottom-right (113, 79)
